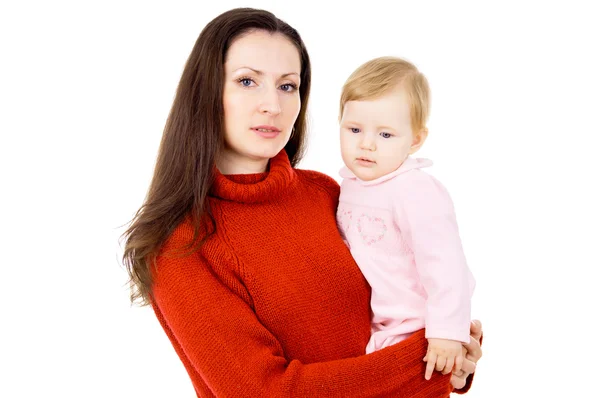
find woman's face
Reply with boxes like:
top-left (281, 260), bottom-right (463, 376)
top-left (221, 30), bottom-right (302, 173)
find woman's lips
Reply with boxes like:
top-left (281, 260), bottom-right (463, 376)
top-left (252, 126), bottom-right (281, 138)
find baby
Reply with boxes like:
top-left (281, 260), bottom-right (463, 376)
top-left (336, 56), bottom-right (476, 380)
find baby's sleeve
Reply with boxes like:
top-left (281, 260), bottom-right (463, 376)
top-left (393, 172), bottom-right (475, 343)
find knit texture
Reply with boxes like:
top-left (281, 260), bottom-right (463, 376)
top-left (150, 150), bottom-right (469, 397)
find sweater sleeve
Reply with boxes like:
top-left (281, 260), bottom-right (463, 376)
top-left (151, 227), bottom-right (455, 398)
top-left (393, 172), bottom-right (475, 344)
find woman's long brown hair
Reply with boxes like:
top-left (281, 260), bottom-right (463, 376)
top-left (121, 8), bottom-right (312, 305)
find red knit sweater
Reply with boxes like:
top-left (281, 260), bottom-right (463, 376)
top-left (150, 150), bottom-right (472, 397)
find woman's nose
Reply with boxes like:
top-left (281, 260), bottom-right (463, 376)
top-left (259, 88), bottom-right (282, 115)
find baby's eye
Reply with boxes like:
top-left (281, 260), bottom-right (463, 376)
top-left (350, 128), bottom-right (360, 134)
top-left (380, 132), bottom-right (392, 138)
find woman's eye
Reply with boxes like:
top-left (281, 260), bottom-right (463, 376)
top-left (380, 132), bottom-right (392, 138)
top-left (350, 128), bottom-right (360, 134)
top-left (239, 78), bottom-right (254, 87)
top-left (280, 83), bottom-right (297, 92)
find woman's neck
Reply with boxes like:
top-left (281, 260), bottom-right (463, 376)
top-left (217, 149), bottom-right (269, 175)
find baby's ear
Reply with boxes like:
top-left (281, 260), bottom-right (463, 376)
top-left (409, 128), bottom-right (428, 154)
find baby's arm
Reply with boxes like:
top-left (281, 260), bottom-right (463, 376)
top-left (393, 171), bottom-right (474, 374)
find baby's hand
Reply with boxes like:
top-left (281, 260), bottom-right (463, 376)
top-left (422, 338), bottom-right (463, 380)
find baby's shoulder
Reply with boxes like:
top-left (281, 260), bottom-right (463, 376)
top-left (393, 167), bottom-right (440, 186)
top-left (391, 169), bottom-right (453, 201)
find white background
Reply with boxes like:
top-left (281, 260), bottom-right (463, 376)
top-left (1, 1), bottom-right (598, 397)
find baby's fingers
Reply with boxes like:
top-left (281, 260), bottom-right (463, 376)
top-left (435, 355), bottom-right (446, 372)
top-left (455, 355), bottom-right (464, 372)
top-left (424, 353), bottom-right (437, 380)
top-left (442, 356), bottom-right (454, 375)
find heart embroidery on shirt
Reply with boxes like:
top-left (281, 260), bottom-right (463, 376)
top-left (337, 209), bottom-right (353, 234)
top-left (357, 214), bottom-right (387, 246)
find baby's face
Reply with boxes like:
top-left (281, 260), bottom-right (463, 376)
top-left (340, 88), bottom-right (417, 181)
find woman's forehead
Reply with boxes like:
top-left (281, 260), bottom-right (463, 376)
top-left (225, 31), bottom-right (301, 76)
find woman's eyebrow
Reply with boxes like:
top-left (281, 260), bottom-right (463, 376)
top-left (233, 66), bottom-right (299, 78)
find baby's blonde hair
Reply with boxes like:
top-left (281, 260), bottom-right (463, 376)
top-left (339, 56), bottom-right (431, 134)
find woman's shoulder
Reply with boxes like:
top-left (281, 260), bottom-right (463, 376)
top-left (158, 213), bottom-right (213, 257)
top-left (295, 168), bottom-right (340, 201)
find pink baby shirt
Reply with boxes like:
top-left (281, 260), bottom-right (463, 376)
top-left (337, 157), bottom-right (475, 354)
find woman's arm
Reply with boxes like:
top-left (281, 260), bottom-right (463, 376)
top-left (151, 229), bottom-right (455, 398)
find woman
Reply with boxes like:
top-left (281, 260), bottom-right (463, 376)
top-left (122, 7), bottom-right (482, 397)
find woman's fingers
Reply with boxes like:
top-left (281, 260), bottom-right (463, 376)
top-left (460, 357), bottom-right (476, 375)
top-left (450, 372), bottom-right (467, 389)
top-left (464, 335), bottom-right (482, 362)
top-left (470, 319), bottom-right (483, 341)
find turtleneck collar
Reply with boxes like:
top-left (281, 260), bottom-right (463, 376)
top-left (210, 150), bottom-right (295, 203)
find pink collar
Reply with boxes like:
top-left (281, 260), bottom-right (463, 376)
top-left (339, 157), bottom-right (433, 186)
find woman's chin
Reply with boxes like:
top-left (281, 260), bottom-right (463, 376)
top-left (251, 141), bottom-right (287, 160)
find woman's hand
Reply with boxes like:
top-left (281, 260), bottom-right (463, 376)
top-left (450, 320), bottom-right (483, 389)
